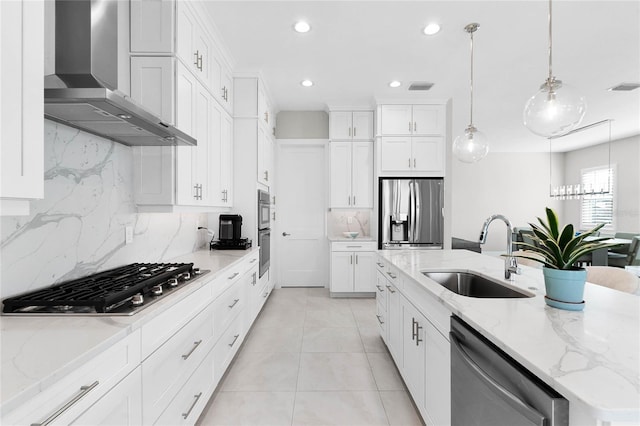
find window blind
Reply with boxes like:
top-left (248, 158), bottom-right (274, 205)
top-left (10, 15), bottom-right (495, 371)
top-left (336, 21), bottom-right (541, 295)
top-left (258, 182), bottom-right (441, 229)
top-left (580, 166), bottom-right (614, 231)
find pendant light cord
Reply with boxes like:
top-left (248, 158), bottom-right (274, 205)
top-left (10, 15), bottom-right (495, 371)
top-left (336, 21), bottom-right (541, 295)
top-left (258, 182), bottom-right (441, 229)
top-left (548, 0), bottom-right (553, 81)
top-left (465, 23), bottom-right (479, 128)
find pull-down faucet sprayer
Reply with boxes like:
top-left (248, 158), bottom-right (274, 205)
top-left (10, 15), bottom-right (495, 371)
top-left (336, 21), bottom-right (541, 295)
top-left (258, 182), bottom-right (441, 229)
top-left (479, 214), bottom-right (521, 279)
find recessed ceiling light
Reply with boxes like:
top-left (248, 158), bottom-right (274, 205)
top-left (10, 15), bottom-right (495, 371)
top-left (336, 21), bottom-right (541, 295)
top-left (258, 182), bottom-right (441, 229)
top-left (423, 23), bottom-right (441, 35)
top-left (301, 80), bottom-right (314, 87)
top-left (389, 81), bottom-right (402, 88)
top-left (294, 21), bottom-right (311, 33)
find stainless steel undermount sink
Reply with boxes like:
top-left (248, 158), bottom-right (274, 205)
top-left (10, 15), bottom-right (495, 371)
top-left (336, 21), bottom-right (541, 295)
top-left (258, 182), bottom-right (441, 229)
top-left (422, 271), bottom-right (534, 298)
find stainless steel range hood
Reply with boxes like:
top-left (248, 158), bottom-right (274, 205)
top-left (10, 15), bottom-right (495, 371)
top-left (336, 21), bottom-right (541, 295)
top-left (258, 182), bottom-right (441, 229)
top-left (44, 0), bottom-right (196, 147)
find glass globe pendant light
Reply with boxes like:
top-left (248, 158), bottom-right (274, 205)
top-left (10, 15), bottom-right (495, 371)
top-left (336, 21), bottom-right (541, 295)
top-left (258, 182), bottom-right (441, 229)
top-left (453, 23), bottom-right (489, 163)
top-left (523, 0), bottom-right (586, 137)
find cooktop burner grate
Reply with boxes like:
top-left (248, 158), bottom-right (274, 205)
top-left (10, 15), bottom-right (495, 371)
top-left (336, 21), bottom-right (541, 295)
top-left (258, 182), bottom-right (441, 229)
top-left (2, 262), bottom-right (194, 314)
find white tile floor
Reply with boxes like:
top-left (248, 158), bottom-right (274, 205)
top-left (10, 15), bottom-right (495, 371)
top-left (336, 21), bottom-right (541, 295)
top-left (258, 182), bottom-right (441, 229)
top-left (197, 288), bottom-right (423, 426)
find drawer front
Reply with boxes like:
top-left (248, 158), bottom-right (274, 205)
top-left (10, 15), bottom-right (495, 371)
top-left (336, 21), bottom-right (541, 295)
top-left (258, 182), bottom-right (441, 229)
top-left (375, 271), bottom-right (388, 306)
top-left (332, 241), bottom-right (377, 252)
top-left (142, 283), bottom-right (212, 358)
top-left (4, 331), bottom-right (141, 426)
top-left (402, 274), bottom-right (451, 337)
top-left (376, 299), bottom-right (387, 336)
top-left (384, 264), bottom-right (403, 291)
top-left (213, 279), bottom-right (245, 343)
top-left (142, 304), bottom-right (215, 424)
top-left (375, 257), bottom-right (388, 275)
top-left (154, 347), bottom-right (215, 426)
top-left (213, 313), bottom-right (246, 386)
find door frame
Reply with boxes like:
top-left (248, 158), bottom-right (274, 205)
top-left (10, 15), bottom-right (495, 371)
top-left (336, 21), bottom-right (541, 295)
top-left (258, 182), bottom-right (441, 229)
top-left (274, 139), bottom-right (329, 288)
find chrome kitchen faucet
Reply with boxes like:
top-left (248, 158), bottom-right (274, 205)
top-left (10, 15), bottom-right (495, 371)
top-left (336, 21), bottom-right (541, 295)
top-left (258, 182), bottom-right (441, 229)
top-left (479, 214), bottom-right (521, 279)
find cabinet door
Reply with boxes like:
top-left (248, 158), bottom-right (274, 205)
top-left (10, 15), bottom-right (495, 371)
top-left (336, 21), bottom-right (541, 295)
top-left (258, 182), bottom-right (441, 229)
top-left (351, 142), bottom-right (373, 208)
top-left (330, 111), bottom-right (353, 140)
top-left (175, 63), bottom-right (197, 205)
top-left (380, 137), bottom-right (412, 172)
top-left (257, 126), bottom-right (272, 187)
top-left (352, 111), bottom-right (374, 140)
top-left (220, 110), bottom-right (233, 205)
top-left (176, 2), bottom-right (197, 73)
top-left (412, 105), bottom-right (446, 135)
top-left (425, 323), bottom-right (451, 426)
top-left (1, 0), bottom-right (44, 213)
top-left (386, 281), bottom-right (402, 366)
top-left (193, 26), bottom-right (213, 89)
top-left (354, 252), bottom-right (375, 292)
top-left (130, 0), bottom-right (174, 53)
top-left (70, 367), bottom-right (142, 426)
top-left (330, 251), bottom-right (354, 293)
top-left (193, 85), bottom-right (213, 205)
top-left (411, 136), bottom-right (445, 175)
top-left (130, 56), bottom-right (175, 124)
top-left (402, 300), bottom-right (426, 409)
top-left (380, 105), bottom-right (412, 135)
top-left (220, 63), bottom-right (233, 112)
top-left (329, 142), bottom-right (353, 208)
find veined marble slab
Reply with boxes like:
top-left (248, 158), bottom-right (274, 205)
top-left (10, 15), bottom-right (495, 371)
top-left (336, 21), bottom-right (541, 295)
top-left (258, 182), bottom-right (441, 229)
top-left (378, 249), bottom-right (640, 423)
top-left (0, 248), bottom-right (258, 415)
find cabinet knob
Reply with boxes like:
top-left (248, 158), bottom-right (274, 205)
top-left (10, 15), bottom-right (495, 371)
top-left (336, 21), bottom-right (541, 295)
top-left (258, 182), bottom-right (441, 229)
top-left (282, 232), bottom-right (291, 236)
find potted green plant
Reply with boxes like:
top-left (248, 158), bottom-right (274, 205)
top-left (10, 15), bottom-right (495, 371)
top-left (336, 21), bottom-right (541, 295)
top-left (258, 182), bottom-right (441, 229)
top-left (512, 207), bottom-right (615, 311)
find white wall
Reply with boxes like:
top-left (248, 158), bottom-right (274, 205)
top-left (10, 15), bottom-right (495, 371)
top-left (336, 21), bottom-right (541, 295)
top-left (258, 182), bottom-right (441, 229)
top-left (562, 135), bottom-right (640, 234)
top-left (0, 121), bottom-right (208, 299)
top-left (451, 152), bottom-right (563, 252)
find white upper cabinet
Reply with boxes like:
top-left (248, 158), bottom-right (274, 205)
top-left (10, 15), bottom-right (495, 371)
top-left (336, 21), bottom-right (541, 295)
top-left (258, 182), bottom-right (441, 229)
top-left (0, 0), bottom-right (44, 216)
top-left (330, 111), bottom-right (374, 141)
top-left (130, 0), bottom-right (233, 114)
top-left (380, 104), bottom-right (445, 136)
top-left (378, 103), bottom-right (447, 177)
top-left (330, 142), bottom-right (373, 208)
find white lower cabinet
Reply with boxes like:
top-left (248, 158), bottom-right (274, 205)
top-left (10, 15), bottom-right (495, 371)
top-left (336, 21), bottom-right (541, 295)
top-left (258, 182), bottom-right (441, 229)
top-left (330, 241), bottom-right (377, 295)
top-left (71, 367), bottom-right (142, 426)
top-left (377, 255), bottom-right (451, 426)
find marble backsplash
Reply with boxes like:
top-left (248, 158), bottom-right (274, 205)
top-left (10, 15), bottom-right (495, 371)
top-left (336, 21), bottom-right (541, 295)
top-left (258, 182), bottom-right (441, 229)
top-left (327, 210), bottom-right (372, 238)
top-left (0, 121), bottom-right (209, 299)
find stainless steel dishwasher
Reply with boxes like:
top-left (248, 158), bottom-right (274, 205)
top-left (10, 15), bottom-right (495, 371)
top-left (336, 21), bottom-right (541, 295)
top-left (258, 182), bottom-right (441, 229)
top-left (450, 316), bottom-right (569, 426)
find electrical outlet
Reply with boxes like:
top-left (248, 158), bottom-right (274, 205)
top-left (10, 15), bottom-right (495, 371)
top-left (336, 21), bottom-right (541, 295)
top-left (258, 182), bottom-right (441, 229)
top-left (347, 216), bottom-right (353, 224)
top-left (125, 226), bottom-right (133, 244)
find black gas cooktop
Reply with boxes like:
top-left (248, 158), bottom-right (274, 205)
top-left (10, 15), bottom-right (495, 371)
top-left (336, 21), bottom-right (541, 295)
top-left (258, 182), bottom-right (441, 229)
top-left (2, 263), bottom-right (207, 316)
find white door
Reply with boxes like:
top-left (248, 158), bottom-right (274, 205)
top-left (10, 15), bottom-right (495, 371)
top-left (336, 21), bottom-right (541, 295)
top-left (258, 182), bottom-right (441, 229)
top-left (276, 141), bottom-right (328, 287)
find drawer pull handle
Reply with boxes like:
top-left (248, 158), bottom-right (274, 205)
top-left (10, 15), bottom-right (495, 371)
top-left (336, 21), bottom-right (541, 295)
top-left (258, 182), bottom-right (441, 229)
top-left (376, 285), bottom-right (384, 292)
top-left (387, 272), bottom-right (397, 279)
top-left (181, 340), bottom-right (203, 360)
top-left (228, 334), bottom-right (240, 347)
top-left (228, 272), bottom-right (240, 280)
top-left (263, 291), bottom-right (269, 298)
top-left (250, 258), bottom-right (257, 263)
top-left (385, 285), bottom-right (396, 294)
top-left (376, 315), bottom-right (384, 325)
top-left (376, 262), bottom-right (385, 268)
top-left (346, 245), bottom-right (362, 248)
top-left (33, 381), bottom-right (99, 425)
top-left (182, 392), bottom-right (203, 419)
top-left (228, 298), bottom-right (240, 309)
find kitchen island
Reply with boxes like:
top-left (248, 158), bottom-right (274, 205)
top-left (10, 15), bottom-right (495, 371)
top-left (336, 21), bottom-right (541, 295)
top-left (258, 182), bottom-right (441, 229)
top-left (378, 249), bottom-right (640, 425)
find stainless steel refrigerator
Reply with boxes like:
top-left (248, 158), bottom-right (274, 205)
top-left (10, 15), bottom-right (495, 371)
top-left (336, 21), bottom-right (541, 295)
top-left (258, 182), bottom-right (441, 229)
top-left (379, 178), bottom-right (444, 249)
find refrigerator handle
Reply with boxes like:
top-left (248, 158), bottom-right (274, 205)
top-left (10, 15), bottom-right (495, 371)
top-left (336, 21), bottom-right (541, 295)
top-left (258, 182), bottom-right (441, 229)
top-left (408, 181), bottom-right (415, 243)
top-left (414, 181), bottom-right (422, 242)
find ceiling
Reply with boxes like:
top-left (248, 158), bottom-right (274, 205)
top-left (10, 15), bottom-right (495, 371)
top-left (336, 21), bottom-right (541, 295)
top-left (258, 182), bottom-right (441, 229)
top-left (204, 1), bottom-right (640, 152)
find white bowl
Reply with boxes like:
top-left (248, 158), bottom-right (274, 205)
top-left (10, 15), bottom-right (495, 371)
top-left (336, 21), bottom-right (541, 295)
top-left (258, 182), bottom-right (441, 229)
top-left (342, 231), bottom-right (359, 239)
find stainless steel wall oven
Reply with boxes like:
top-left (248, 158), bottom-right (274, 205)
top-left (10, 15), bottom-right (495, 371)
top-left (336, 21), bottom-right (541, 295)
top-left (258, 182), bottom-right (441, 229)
top-left (257, 190), bottom-right (271, 278)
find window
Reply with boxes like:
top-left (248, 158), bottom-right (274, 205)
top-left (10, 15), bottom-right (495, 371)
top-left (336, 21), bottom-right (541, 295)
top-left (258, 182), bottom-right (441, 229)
top-left (580, 166), bottom-right (615, 232)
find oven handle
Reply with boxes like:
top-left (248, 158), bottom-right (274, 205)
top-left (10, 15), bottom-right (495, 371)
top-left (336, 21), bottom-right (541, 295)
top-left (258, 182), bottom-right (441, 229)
top-left (450, 332), bottom-right (546, 425)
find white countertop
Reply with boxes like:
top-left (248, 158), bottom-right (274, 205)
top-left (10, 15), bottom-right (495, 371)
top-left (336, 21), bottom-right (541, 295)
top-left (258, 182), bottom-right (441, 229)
top-left (0, 248), bottom-right (258, 413)
top-left (378, 249), bottom-right (640, 423)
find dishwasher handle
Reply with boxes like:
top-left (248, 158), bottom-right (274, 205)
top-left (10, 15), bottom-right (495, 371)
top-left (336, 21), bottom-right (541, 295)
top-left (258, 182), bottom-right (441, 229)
top-left (450, 332), bottom-right (546, 426)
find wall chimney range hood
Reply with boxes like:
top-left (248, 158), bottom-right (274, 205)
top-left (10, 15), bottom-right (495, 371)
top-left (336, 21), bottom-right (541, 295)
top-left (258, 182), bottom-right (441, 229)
top-left (44, 0), bottom-right (196, 147)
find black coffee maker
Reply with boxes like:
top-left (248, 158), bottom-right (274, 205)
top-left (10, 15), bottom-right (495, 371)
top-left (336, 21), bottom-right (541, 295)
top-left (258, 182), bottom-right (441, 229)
top-left (219, 214), bottom-right (243, 241)
top-left (211, 215), bottom-right (252, 250)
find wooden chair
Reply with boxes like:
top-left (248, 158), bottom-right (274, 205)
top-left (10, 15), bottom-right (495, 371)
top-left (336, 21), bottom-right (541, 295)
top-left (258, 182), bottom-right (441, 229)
top-left (586, 266), bottom-right (640, 295)
top-left (608, 235), bottom-right (640, 267)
